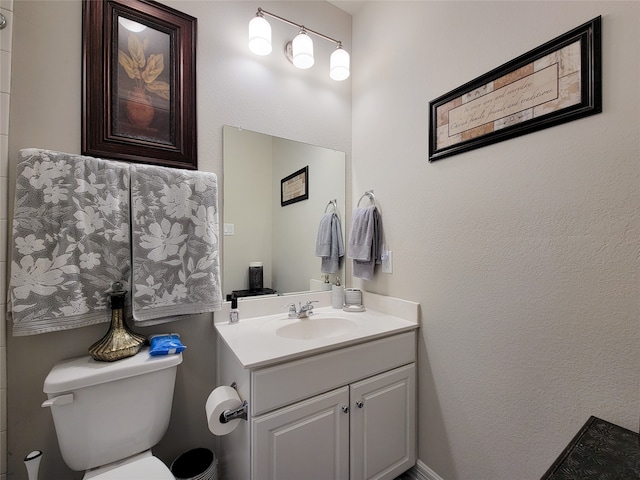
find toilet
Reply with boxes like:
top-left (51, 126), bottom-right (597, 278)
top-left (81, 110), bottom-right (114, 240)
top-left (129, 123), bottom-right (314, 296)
top-left (42, 347), bottom-right (182, 479)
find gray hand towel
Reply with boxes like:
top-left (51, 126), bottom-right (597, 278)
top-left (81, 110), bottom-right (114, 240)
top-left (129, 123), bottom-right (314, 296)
top-left (316, 213), bottom-right (344, 274)
top-left (315, 213), bottom-right (334, 258)
top-left (348, 206), bottom-right (383, 280)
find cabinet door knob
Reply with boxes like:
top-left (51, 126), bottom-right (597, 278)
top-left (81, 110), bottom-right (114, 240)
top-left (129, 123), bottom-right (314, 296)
top-left (356, 400), bottom-right (364, 409)
top-left (341, 405), bottom-right (349, 413)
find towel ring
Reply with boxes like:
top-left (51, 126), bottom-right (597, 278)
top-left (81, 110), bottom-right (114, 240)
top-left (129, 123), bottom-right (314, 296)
top-left (357, 190), bottom-right (376, 207)
top-left (324, 199), bottom-right (337, 213)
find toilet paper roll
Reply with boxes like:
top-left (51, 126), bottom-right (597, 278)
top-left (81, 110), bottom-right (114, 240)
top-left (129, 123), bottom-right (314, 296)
top-left (206, 386), bottom-right (243, 436)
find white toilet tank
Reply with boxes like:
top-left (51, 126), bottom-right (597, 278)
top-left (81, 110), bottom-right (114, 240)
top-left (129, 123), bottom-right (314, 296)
top-left (43, 348), bottom-right (182, 472)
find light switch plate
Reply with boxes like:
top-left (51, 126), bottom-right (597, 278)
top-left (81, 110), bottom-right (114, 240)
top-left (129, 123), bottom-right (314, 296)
top-left (382, 250), bottom-right (393, 273)
top-left (223, 223), bottom-right (235, 236)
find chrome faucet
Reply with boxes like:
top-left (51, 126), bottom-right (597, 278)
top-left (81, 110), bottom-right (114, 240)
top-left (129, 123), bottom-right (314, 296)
top-left (287, 301), bottom-right (319, 319)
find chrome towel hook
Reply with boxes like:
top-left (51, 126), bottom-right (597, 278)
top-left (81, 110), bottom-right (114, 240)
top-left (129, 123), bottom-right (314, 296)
top-left (357, 190), bottom-right (375, 207)
top-left (0, 13), bottom-right (7, 30)
top-left (324, 199), bottom-right (337, 213)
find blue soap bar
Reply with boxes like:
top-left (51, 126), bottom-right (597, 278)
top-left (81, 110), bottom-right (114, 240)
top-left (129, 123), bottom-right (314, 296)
top-left (149, 334), bottom-right (186, 356)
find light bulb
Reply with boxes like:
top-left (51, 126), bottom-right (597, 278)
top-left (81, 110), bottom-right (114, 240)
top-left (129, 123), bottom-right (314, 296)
top-left (249, 15), bottom-right (272, 56)
top-left (330, 46), bottom-right (350, 81)
top-left (292, 31), bottom-right (314, 69)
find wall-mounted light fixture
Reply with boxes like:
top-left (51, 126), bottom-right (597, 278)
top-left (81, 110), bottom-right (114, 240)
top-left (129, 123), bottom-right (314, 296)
top-left (248, 7), bottom-right (350, 81)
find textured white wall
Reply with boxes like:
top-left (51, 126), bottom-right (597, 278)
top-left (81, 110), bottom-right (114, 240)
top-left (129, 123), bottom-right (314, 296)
top-left (7, 1), bottom-right (350, 479)
top-left (351, 2), bottom-right (639, 479)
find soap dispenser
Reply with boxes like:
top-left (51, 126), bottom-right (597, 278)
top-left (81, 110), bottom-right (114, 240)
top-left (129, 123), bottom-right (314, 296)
top-left (229, 296), bottom-right (239, 324)
top-left (332, 276), bottom-right (344, 309)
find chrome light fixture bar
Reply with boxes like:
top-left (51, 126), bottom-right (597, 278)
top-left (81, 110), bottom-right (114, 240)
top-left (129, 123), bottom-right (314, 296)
top-left (248, 7), bottom-right (350, 81)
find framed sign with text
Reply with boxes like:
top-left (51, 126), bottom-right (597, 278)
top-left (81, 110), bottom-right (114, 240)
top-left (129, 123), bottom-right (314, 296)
top-left (429, 16), bottom-right (601, 162)
top-left (281, 166), bottom-right (309, 206)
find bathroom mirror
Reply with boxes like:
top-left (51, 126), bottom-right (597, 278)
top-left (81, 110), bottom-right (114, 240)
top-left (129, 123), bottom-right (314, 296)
top-left (223, 126), bottom-right (346, 300)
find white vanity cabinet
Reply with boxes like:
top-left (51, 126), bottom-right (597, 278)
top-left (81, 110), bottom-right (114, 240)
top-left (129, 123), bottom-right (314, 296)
top-left (253, 363), bottom-right (416, 480)
top-left (252, 385), bottom-right (350, 479)
top-left (217, 330), bottom-right (417, 480)
top-left (350, 363), bottom-right (416, 479)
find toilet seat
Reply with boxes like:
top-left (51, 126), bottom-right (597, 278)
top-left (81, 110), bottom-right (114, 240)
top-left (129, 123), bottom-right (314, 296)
top-left (83, 450), bottom-right (173, 480)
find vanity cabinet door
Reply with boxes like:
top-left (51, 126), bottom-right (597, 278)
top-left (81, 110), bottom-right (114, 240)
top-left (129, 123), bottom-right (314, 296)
top-left (350, 363), bottom-right (416, 480)
top-left (252, 386), bottom-right (350, 480)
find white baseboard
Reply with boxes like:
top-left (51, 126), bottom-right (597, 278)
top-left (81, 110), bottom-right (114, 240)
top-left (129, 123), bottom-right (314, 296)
top-left (404, 459), bottom-right (445, 480)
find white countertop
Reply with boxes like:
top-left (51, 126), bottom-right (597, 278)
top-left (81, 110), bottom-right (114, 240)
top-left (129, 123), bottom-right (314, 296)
top-left (215, 291), bottom-right (420, 369)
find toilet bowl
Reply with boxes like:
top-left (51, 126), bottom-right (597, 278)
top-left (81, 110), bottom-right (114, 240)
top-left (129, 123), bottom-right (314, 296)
top-left (83, 450), bottom-right (174, 480)
top-left (42, 348), bottom-right (182, 479)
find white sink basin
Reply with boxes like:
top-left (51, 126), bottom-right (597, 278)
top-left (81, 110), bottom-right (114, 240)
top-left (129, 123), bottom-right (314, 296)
top-left (215, 298), bottom-right (419, 368)
top-left (276, 317), bottom-right (358, 340)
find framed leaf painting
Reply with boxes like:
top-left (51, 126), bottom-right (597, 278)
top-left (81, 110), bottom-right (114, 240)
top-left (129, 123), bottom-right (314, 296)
top-left (82, 0), bottom-right (198, 169)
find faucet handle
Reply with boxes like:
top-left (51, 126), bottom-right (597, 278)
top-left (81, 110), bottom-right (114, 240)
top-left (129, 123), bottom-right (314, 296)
top-left (302, 300), bottom-right (319, 314)
top-left (285, 303), bottom-right (298, 317)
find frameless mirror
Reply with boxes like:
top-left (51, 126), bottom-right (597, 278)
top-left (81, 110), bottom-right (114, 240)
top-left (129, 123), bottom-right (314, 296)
top-left (223, 126), bottom-right (346, 299)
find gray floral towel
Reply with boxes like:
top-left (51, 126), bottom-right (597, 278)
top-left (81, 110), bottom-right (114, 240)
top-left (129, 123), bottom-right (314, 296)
top-left (9, 149), bottom-right (131, 336)
top-left (130, 164), bottom-right (222, 325)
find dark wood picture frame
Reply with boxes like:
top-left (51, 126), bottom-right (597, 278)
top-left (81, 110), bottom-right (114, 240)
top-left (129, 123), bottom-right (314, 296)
top-left (429, 16), bottom-right (601, 162)
top-left (82, 0), bottom-right (197, 169)
top-left (281, 166), bottom-right (309, 206)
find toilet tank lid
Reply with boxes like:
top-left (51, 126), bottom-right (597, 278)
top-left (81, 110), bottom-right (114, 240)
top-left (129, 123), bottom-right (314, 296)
top-left (43, 348), bottom-right (182, 394)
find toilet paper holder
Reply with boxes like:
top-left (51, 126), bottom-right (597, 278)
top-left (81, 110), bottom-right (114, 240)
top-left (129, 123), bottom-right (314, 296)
top-left (220, 382), bottom-right (248, 424)
top-left (220, 400), bottom-right (248, 424)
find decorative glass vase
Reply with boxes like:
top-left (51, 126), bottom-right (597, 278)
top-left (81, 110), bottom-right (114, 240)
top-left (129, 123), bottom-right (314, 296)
top-left (89, 286), bottom-right (146, 362)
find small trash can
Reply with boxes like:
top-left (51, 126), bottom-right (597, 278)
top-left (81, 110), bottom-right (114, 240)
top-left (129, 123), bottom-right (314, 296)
top-left (171, 448), bottom-right (217, 480)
